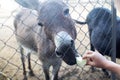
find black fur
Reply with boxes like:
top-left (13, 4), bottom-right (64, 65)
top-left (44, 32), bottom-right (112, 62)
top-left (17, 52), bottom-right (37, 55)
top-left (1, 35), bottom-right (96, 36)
top-left (76, 7), bottom-right (120, 58)
top-left (75, 7), bottom-right (120, 77)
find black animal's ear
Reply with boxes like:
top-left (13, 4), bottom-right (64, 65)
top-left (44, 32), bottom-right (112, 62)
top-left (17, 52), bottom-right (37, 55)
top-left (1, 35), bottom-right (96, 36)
top-left (38, 22), bottom-right (43, 27)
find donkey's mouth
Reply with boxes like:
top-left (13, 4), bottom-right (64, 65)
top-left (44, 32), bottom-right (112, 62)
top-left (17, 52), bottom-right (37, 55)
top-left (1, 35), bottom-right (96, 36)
top-left (55, 43), bottom-right (77, 65)
top-left (54, 31), bottom-right (77, 65)
top-left (54, 31), bottom-right (73, 58)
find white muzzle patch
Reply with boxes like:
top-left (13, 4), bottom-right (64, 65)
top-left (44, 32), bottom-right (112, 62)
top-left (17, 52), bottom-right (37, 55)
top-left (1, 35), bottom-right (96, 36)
top-left (54, 31), bottom-right (73, 48)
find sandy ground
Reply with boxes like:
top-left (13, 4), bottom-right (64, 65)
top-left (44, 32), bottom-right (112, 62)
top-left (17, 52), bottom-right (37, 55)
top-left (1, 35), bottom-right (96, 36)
top-left (0, 0), bottom-right (120, 80)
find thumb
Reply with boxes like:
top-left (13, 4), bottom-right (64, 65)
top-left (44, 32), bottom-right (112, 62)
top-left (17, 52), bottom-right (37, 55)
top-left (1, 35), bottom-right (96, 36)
top-left (83, 53), bottom-right (93, 59)
top-left (83, 51), bottom-right (94, 59)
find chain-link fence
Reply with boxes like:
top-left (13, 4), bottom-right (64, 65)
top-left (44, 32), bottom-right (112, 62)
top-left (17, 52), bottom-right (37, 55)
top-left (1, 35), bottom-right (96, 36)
top-left (0, 0), bottom-right (119, 80)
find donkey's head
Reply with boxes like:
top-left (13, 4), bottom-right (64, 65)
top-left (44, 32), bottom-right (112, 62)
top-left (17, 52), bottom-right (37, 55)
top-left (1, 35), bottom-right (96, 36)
top-left (15, 0), bottom-right (78, 65)
top-left (38, 1), bottom-right (78, 65)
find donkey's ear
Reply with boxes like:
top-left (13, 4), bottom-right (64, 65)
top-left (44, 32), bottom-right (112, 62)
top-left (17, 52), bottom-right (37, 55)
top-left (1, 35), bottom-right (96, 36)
top-left (15, 0), bottom-right (41, 11)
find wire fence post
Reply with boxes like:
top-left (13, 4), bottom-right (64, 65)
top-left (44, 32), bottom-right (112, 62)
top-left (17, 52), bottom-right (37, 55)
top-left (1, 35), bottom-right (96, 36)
top-left (111, 0), bottom-right (117, 80)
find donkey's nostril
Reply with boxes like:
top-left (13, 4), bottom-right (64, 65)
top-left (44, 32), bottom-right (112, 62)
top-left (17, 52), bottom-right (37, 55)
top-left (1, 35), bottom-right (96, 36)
top-left (56, 51), bottom-right (62, 57)
top-left (38, 22), bottom-right (43, 27)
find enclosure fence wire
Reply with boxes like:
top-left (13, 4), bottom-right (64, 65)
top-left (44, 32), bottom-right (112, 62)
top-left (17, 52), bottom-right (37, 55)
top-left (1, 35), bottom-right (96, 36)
top-left (0, 0), bottom-right (119, 80)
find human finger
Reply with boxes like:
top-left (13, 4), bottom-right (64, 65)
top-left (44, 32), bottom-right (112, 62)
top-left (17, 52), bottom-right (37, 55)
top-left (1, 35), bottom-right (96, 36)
top-left (83, 51), bottom-right (94, 59)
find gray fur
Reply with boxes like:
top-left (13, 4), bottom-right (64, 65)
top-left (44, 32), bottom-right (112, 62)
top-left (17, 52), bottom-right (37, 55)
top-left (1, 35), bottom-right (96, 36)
top-left (14, 0), bottom-right (78, 80)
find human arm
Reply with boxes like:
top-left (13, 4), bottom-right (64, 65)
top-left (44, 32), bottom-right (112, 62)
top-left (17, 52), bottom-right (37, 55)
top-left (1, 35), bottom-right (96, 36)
top-left (83, 51), bottom-right (120, 75)
top-left (105, 60), bottom-right (120, 75)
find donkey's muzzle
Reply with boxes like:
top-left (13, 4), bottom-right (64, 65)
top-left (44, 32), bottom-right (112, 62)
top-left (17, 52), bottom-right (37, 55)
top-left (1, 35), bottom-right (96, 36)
top-left (55, 41), bottom-right (77, 65)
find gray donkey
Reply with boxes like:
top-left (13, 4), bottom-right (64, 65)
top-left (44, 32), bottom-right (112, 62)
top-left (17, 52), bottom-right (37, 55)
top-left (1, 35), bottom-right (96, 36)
top-left (14, 0), bottom-right (79, 80)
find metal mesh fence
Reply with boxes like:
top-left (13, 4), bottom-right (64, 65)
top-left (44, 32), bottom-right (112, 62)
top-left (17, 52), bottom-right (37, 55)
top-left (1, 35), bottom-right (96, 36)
top-left (0, 0), bottom-right (119, 80)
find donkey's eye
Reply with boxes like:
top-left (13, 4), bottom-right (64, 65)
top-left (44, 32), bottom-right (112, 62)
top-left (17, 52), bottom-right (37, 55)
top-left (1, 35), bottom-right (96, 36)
top-left (38, 22), bottom-right (43, 27)
top-left (64, 8), bottom-right (69, 16)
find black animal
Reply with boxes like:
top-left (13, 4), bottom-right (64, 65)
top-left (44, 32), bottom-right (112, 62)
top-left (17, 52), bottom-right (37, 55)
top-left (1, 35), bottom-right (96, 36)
top-left (14, 0), bottom-right (79, 80)
top-left (75, 7), bottom-right (120, 76)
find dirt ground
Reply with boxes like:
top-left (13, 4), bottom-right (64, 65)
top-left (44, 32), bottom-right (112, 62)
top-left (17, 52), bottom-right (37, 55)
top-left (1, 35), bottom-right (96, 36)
top-left (0, 0), bottom-right (120, 80)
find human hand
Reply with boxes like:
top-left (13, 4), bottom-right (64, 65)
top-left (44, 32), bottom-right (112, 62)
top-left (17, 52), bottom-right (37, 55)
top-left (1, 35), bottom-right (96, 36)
top-left (83, 51), bottom-right (109, 68)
